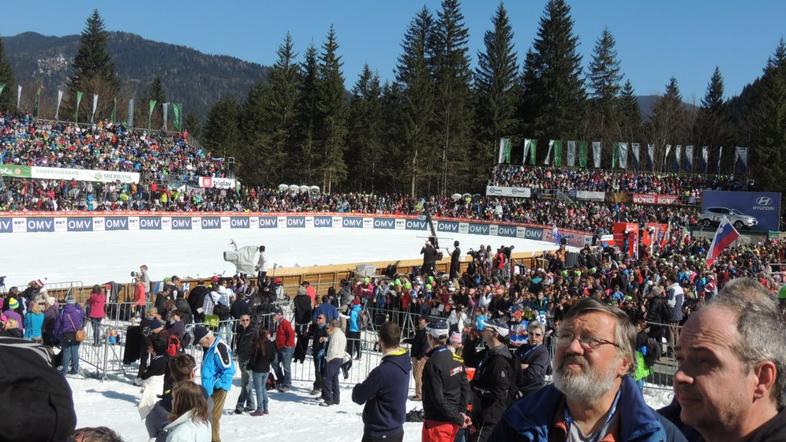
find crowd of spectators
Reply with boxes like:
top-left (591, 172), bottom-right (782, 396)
top-left (490, 164), bottom-right (743, 201)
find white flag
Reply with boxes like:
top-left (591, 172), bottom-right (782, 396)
top-left (55, 90), bottom-right (64, 120)
top-left (618, 142), bottom-right (628, 169)
top-left (647, 144), bottom-right (655, 171)
top-left (631, 143), bottom-right (640, 169)
top-left (91, 94), bottom-right (98, 123)
top-left (592, 141), bottom-right (602, 168)
top-left (128, 98), bottom-right (134, 128)
top-left (163, 102), bottom-right (169, 131)
top-left (16, 85), bottom-right (21, 109)
top-left (544, 140), bottom-right (554, 165)
top-left (567, 140), bottom-right (577, 167)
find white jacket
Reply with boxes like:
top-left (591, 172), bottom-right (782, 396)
top-left (165, 410), bottom-right (212, 442)
top-left (326, 328), bottom-right (347, 362)
top-left (256, 251), bottom-right (269, 272)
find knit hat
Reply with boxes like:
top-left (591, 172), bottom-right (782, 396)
top-left (192, 326), bottom-right (210, 344)
top-left (449, 332), bottom-right (463, 346)
top-left (482, 319), bottom-right (510, 338)
top-left (426, 320), bottom-right (449, 338)
top-left (7, 298), bottom-right (19, 310)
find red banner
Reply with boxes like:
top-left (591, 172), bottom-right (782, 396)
top-left (633, 193), bottom-right (680, 205)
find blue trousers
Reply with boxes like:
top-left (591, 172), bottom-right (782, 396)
top-left (61, 341), bottom-right (80, 375)
top-left (251, 371), bottom-right (270, 412)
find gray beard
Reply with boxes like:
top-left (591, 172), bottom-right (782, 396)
top-left (552, 355), bottom-right (619, 406)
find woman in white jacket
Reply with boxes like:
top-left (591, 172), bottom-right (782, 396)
top-left (164, 382), bottom-right (211, 442)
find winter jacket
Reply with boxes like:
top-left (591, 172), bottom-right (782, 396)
top-left (514, 343), bottom-right (549, 396)
top-left (248, 339), bottom-right (276, 373)
top-left (348, 304), bottom-right (362, 333)
top-left (87, 292), bottom-right (106, 319)
top-left (422, 345), bottom-right (470, 425)
top-left (23, 312), bottom-right (44, 339)
top-left (230, 296), bottom-right (253, 320)
top-left (56, 304), bottom-right (85, 337)
top-left (274, 318), bottom-right (295, 350)
top-left (164, 410), bottom-right (212, 442)
top-left (234, 323), bottom-right (257, 362)
top-left (471, 343), bottom-right (514, 427)
top-left (134, 282), bottom-right (146, 307)
top-left (200, 337), bottom-right (235, 397)
top-left (352, 348), bottom-right (412, 439)
top-left (312, 301), bottom-right (339, 322)
top-left (43, 305), bottom-right (59, 341)
top-left (403, 328), bottom-right (429, 359)
top-left (293, 293), bottom-right (313, 325)
top-left (326, 328), bottom-right (347, 362)
top-left (491, 375), bottom-right (687, 442)
top-left (174, 299), bottom-right (193, 324)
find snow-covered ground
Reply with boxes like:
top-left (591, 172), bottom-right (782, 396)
top-left (3, 226), bottom-right (559, 288)
top-left (68, 370), bottom-right (674, 442)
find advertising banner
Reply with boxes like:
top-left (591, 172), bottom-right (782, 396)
top-left (286, 216), bottom-right (306, 228)
top-left (258, 216), bottom-right (278, 228)
top-left (468, 223), bottom-right (490, 235)
top-left (230, 216), bottom-right (250, 229)
top-left (342, 216), bottom-right (364, 228)
top-left (313, 216), bottom-right (333, 228)
top-left (373, 218), bottom-right (396, 229)
top-left (632, 194), bottom-right (680, 205)
top-left (497, 225), bottom-right (517, 237)
top-left (437, 221), bottom-right (459, 233)
top-left (0, 164), bottom-right (32, 178)
top-left (67, 217), bottom-right (93, 232)
top-left (198, 177), bottom-right (236, 189)
top-left (405, 218), bottom-right (428, 231)
top-left (171, 217), bottom-right (192, 230)
top-left (575, 191), bottom-right (605, 202)
top-left (523, 227), bottom-right (544, 241)
top-left (612, 223), bottom-right (639, 257)
top-left (139, 216), bottom-right (162, 230)
top-left (104, 217), bottom-right (129, 231)
top-left (28, 166), bottom-right (140, 183)
top-left (26, 217), bottom-right (55, 233)
top-left (485, 186), bottom-right (531, 198)
top-left (0, 218), bottom-right (12, 233)
top-left (201, 216), bottom-right (222, 229)
top-left (702, 190), bottom-right (782, 231)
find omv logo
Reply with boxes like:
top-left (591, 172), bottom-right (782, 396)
top-left (756, 196), bottom-right (772, 206)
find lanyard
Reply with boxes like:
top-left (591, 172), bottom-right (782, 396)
top-left (563, 389), bottom-right (621, 442)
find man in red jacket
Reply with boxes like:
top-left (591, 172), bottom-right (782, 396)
top-left (273, 308), bottom-right (295, 392)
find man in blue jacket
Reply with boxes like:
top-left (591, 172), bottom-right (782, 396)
top-left (492, 297), bottom-right (686, 442)
top-left (194, 325), bottom-right (235, 442)
top-left (352, 321), bottom-right (412, 442)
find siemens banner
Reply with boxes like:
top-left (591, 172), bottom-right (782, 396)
top-left (702, 191), bottom-right (781, 231)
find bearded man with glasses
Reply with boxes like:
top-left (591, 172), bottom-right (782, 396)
top-left (492, 297), bottom-right (686, 441)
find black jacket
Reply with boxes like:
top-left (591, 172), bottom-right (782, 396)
top-left (514, 343), bottom-right (549, 397)
top-left (174, 299), bottom-right (192, 324)
top-left (309, 323), bottom-right (329, 358)
top-left (235, 323), bottom-right (258, 362)
top-left (471, 343), bottom-right (513, 426)
top-left (646, 296), bottom-right (671, 324)
top-left (422, 345), bottom-right (470, 425)
top-left (248, 340), bottom-right (276, 373)
top-left (187, 286), bottom-right (209, 318)
top-left (294, 294), bottom-right (313, 325)
top-left (231, 296), bottom-right (253, 320)
top-left (403, 328), bottom-right (429, 359)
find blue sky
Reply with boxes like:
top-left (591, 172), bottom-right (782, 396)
top-left (2, 1), bottom-right (785, 101)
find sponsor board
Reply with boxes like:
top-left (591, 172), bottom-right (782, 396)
top-left (524, 227), bottom-right (544, 241)
top-left (171, 217), bottom-right (192, 230)
top-left (201, 216), bottom-right (221, 229)
top-left (105, 217), bottom-right (129, 231)
top-left (362, 218), bottom-right (374, 229)
top-left (314, 216), bottom-right (333, 228)
top-left (67, 217), bottom-right (93, 232)
top-left (29, 166), bottom-right (139, 183)
top-left (458, 222), bottom-right (469, 234)
top-left (54, 218), bottom-right (67, 233)
top-left (468, 223), bottom-right (489, 235)
top-left (198, 177), bottom-right (236, 189)
top-left (332, 216), bottom-right (342, 229)
top-left (702, 190), bottom-right (782, 231)
top-left (0, 164), bottom-right (32, 178)
top-left (405, 219), bottom-right (428, 231)
top-left (632, 194), bottom-right (680, 205)
top-left (128, 217), bottom-right (140, 231)
top-left (394, 219), bottom-right (406, 230)
top-left (286, 216), bottom-right (306, 228)
top-left (575, 191), bottom-right (606, 202)
top-left (12, 218), bottom-right (26, 233)
top-left (140, 216), bottom-right (162, 230)
top-left (488, 225), bottom-right (499, 236)
top-left (92, 217), bottom-right (105, 231)
top-left (516, 227), bottom-right (526, 238)
top-left (498, 225), bottom-right (517, 237)
top-left (437, 221), bottom-right (459, 233)
top-left (373, 218), bottom-right (396, 229)
top-left (230, 217), bottom-right (250, 229)
top-left (485, 186), bottom-right (531, 198)
top-left (27, 217), bottom-right (54, 232)
top-left (258, 217), bottom-right (278, 228)
top-left (342, 216), bottom-right (364, 228)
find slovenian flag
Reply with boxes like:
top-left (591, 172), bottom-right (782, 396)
top-left (706, 217), bottom-right (740, 267)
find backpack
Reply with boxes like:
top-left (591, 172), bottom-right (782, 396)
top-left (166, 335), bottom-right (181, 357)
top-left (643, 337), bottom-right (661, 368)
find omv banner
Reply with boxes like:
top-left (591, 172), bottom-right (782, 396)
top-left (702, 191), bottom-right (781, 231)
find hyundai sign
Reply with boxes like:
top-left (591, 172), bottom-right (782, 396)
top-left (702, 191), bottom-right (781, 231)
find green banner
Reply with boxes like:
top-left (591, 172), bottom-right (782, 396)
top-left (172, 103), bottom-right (182, 131)
top-left (148, 100), bottom-right (157, 129)
top-left (553, 140), bottom-right (563, 167)
top-left (0, 164), bottom-right (32, 178)
top-left (612, 142), bottom-right (619, 169)
top-left (528, 140), bottom-right (537, 165)
top-left (578, 141), bottom-right (588, 168)
top-left (34, 87), bottom-right (42, 118)
top-left (0, 83), bottom-right (5, 96)
top-left (75, 91), bottom-right (84, 123)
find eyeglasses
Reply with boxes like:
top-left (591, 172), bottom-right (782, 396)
top-left (529, 332), bottom-right (543, 337)
top-left (555, 331), bottom-right (619, 351)
top-left (240, 319), bottom-right (250, 323)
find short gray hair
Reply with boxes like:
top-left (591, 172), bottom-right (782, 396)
top-left (528, 320), bottom-right (545, 334)
top-left (562, 297), bottom-right (636, 373)
top-left (713, 278), bottom-right (786, 408)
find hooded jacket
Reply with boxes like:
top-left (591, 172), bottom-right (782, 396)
top-left (352, 348), bottom-right (412, 439)
top-left (422, 345), bottom-right (470, 425)
top-left (471, 343), bottom-right (514, 426)
top-left (293, 291), bottom-right (313, 325)
top-left (56, 303), bottom-right (84, 337)
top-left (491, 375), bottom-right (687, 442)
top-left (200, 336), bottom-right (235, 397)
top-left (348, 304), bottom-right (362, 333)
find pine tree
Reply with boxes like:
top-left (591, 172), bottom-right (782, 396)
top-left (293, 44), bottom-right (320, 185)
top-left (66, 9), bottom-right (118, 122)
top-left (649, 77), bottom-right (687, 171)
top-left (317, 25), bottom-right (348, 192)
top-left (618, 80), bottom-right (641, 143)
top-left (587, 28), bottom-right (622, 142)
top-left (203, 96), bottom-right (241, 159)
top-left (751, 39), bottom-right (786, 190)
top-left (395, 6), bottom-right (436, 195)
top-left (430, 0), bottom-right (473, 194)
top-left (267, 33), bottom-right (300, 182)
top-left (183, 113), bottom-right (201, 140)
top-left (347, 65), bottom-right (384, 192)
top-left (0, 36), bottom-right (16, 113)
top-left (523, 0), bottom-right (586, 143)
top-left (474, 2), bottom-right (518, 179)
top-left (694, 67), bottom-right (730, 168)
top-left (239, 79), bottom-right (273, 185)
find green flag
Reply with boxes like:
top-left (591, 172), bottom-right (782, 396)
top-left (612, 142), bottom-right (620, 169)
top-left (75, 91), bottom-right (84, 123)
top-left (578, 141), bottom-right (588, 168)
top-left (34, 87), bottom-right (42, 118)
top-left (172, 103), bottom-right (182, 131)
top-left (0, 83), bottom-right (5, 96)
top-left (529, 139), bottom-right (537, 165)
top-left (498, 138), bottom-right (512, 163)
top-left (553, 140), bottom-right (563, 167)
top-left (148, 100), bottom-right (157, 129)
